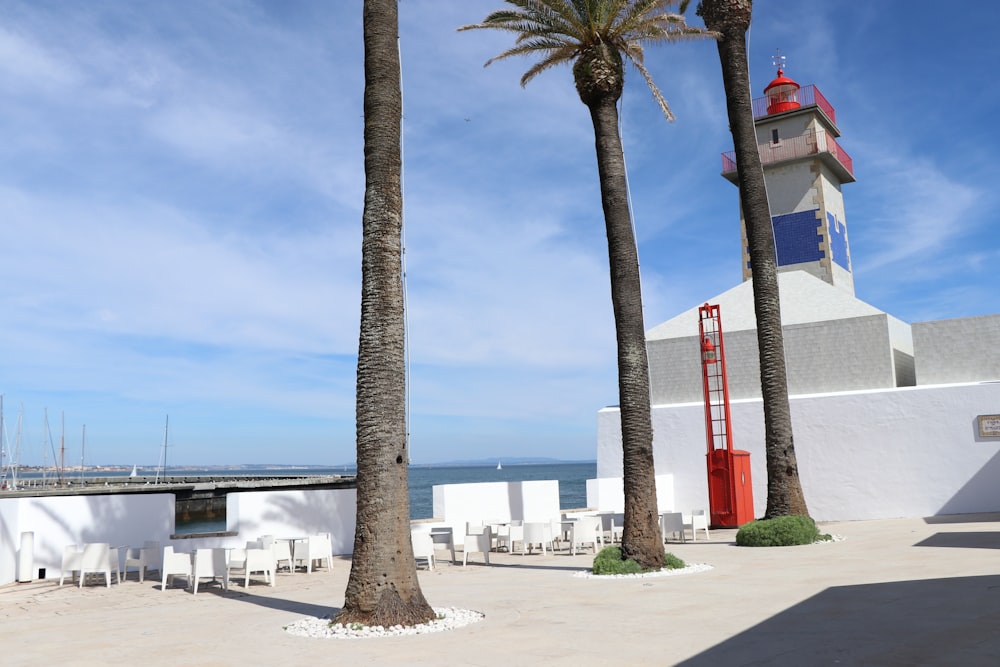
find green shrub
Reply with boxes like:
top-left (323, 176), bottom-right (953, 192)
top-left (663, 552), bottom-right (686, 570)
top-left (735, 515), bottom-right (821, 547)
top-left (591, 546), bottom-right (687, 574)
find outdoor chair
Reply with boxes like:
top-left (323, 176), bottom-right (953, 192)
top-left (67, 543), bottom-right (116, 588)
top-left (411, 527), bottom-right (435, 570)
top-left (123, 540), bottom-right (161, 583)
top-left (462, 524), bottom-right (492, 565)
top-left (661, 512), bottom-right (687, 543)
top-left (161, 546), bottom-right (192, 591)
top-left (496, 520), bottom-right (524, 553)
top-left (191, 547), bottom-right (229, 594)
top-left (293, 535), bottom-right (333, 573)
top-left (685, 509), bottom-right (710, 541)
top-left (568, 518), bottom-right (602, 556)
top-left (519, 522), bottom-right (555, 556)
top-left (58, 544), bottom-right (83, 586)
top-left (242, 547), bottom-right (275, 587)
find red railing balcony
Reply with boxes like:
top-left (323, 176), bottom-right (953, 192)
top-left (750, 84), bottom-right (836, 124)
top-left (721, 129), bottom-right (854, 183)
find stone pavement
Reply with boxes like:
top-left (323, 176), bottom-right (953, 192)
top-left (2, 515), bottom-right (999, 666)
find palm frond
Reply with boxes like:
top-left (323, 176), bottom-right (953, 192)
top-left (460, 0), bottom-right (715, 120)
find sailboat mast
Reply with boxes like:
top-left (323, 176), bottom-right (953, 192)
top-left (59, 412), bottom-right (65, 487)
top-left (79, 424), bottom-right (86, 484)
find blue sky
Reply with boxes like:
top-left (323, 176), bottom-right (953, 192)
top-left (1, 1), bottom-right (997, 467)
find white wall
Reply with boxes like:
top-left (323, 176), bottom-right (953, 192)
top-left (598, 382), bottom-right (1000, 522)
top-left (432, 480), bottom-right (561, 536)
top-left (585, 475), bottom-right (675, 513)
top-left (0, 486), bottom-right (358, 586)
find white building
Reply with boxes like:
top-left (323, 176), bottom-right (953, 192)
top-left (596, 65), bottom-right (1000, 523)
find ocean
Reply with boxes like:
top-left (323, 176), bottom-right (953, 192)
top-left (8, 461), bottom-right (598, 524)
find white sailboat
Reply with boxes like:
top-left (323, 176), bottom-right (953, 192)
top-left (496, 460), bottom-right (502, 470)
top-left (129, 464), bottom-right (138, 478)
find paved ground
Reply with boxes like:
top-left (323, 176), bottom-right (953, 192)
top-left (2, 514), bottom-right (999, 666)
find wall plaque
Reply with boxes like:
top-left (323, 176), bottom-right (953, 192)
top-left (978, 415), bottom-right (1000, 438)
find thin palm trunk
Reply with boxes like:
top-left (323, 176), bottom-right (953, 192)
top-left (699, 0), bottom-right (808, 517)
top-left (587, 94), bottom-right (664, 570)
top-left (335, 0), bottom-right (434, 627)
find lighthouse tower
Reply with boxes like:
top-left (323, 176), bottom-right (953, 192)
top-left (722, 57), bottom-right (857, 294)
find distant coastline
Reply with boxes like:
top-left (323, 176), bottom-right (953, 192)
top-left (13, 457), bottom-right (596, 474)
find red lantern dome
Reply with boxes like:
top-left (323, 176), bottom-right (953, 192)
top-left (764, 67), bottom-right (800, 115)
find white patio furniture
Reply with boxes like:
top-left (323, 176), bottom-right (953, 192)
top-left (429, 526), bottom-right (457, 564)
top-left (123, 540), bottom-right (161, 583)
top-left (411, 527), bottom-right (435, 570)
top-left (242, 547), bottom-right (275, 587)
top-left (684, 509), bottom-right (710, 541)
top-left (58, 545), bottom-right (83, 587)
top-left (462, 524), bottom-right (492, 565)
top-left (496, 520), bottom-right (524, 553)
top-left (597, 512), bottom-right (624, 544)
top-left (191, 547), bottom-right (229, 594)
top-left (519, 522), bottom-right (555, 556)
top-left (568, 518), bottom-right (603, 556)
top-left (660, 512), bottom-right (687, 543)
top-left (161, 546), bottom-right (192, 591)
top-left (293, 535), bottom-right (333, 573)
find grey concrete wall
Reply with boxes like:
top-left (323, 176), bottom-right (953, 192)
top-left (913, 314), bottom-right (1000, 384)
top-left (649, 314), bottom-right (903, 405)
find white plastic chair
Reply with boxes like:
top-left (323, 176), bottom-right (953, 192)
top-left (123, 541), bottom-right (161, 583)
top-left (191, 548), bottom-right (229, 594)
top-left (58, 544), bottom-right (83, 586)
top-left (73, 543), bottom-right (115, 588)
top-left (294, 535), bottom-right (333, 573)
top-left (519, 522), bottom-right (555, 556)
top-left (684, 509), bottom-right (710, 541)
top-left (661, 512), bottom-right (687, 543)
top-left (411, 528), bottom-right (435, 570)
top-left (242, 547), bottom-right (275, 587)
top-left (227, 547), bottom-right (248, 583)
top-left (496, 520), bottom-right (524, 553)
top-left (568, 518), bottom-right (602, 556)
top-left (462, 525), bottom-right (492, 565)
top-left (597, 512), bottom-right (624, 544)
top-left (429, 526), bottom-right (457, 564)
top-left (161, 546), bottom-right (192, 591)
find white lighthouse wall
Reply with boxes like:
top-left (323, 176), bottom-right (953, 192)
top-left (597, 382), bottom-right (1000, 522)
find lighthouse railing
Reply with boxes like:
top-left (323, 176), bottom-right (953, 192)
top-left (752, 84), bottom-right (836, 124)
top-left (721, 129), bottom-right (853, 178)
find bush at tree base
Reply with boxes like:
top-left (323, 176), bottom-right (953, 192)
top-left (592, 545), bottom-right (687, 575)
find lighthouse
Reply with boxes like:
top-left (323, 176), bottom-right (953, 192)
top-left (722, 57), bottom-right (857, 295)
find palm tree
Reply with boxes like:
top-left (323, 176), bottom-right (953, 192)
top-left (696, 0), bottom-right (808, 517)
top-left (334, 0), bottom-right (436, 627)
top-left (460, 0), bottom-right (713, 570)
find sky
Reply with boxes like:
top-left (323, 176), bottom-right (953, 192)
top-left (1, 1), bottom-right (998, 467)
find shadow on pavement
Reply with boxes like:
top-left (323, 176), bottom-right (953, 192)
top-left (914, 532), bottom-right (1000, 550)
top-left (677, 575), bottom-right (1000, 666)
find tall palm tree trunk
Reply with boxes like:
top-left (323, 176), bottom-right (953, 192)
top-left (587, 94), bottom-right (664, 569)
top-left (335, 0), bottom-right (435, 627)
top-left (699, 0), bottom-right (808, 517)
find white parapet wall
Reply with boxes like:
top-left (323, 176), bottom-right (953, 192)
top-left (585, 475), bottom-right (676, 513)
top-left (0, 486), bottom-right (357, 586)
top-left (432, 479), bottom-right (561, 536)
top-left (597, 382), bottom-right (1000, 522)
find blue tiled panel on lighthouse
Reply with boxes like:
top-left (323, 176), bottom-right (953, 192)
top-left (827, 211), bottom-right (851, 270)
top-left (771, 210), bottom-right (824, 266)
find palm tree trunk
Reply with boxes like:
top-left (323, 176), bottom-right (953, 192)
top-left (587, 94), bottom-right (664, 570)
top-left (335, 0), bottom-right (434, 627)
top-left (704, 0), bottom-right (809, 518)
